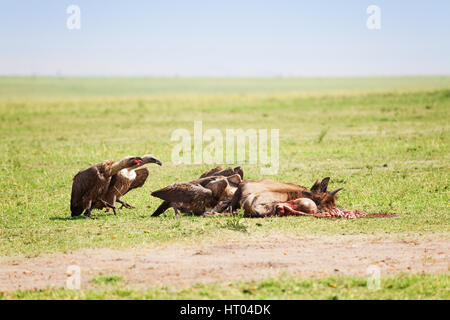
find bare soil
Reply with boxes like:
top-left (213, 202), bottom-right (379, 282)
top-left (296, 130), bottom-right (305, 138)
top-left (0, 234), bottom-right (448, 291)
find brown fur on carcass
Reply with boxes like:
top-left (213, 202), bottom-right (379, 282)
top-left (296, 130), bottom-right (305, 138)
top-left (230, 177), bottom-right (343, 217)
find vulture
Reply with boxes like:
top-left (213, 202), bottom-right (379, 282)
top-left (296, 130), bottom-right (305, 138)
top-left (151, 166), bottom-right (243, 217)
top-left (70, 156), bottom-right (143, 218)
top-left (93, 154), bottom-right (162, 215)
top-left (230, 177), bottom-right (343, 217)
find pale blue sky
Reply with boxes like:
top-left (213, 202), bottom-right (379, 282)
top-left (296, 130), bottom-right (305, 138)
top-left (0, 0), bottom-right (449, 76)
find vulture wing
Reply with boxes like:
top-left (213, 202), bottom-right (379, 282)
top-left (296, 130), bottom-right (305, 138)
top-left (109, 173), bottom-right (118, 187)
top-left (151, 200), bottom-right (172, 217)
top-left (124, 167), bottom-right (149, 195)
top-left (191, 175), bottom-right (222, 187)
top-left (201, 166), bottom-right (244, 179)
top-left (151, 183), bottom-right (213, 203)
top-left (199, 166), bottom-right (224, 178)
top-left (92, 172), bottom-right (118, 210)
top-left (213, 167), bottom-right (236, 177)
top-left (205, 179), bottom-right (228, 199)
top-left (70, 166), bottom-right (105, 216)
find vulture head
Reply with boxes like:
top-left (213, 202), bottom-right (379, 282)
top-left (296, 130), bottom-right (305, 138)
top-left (121, 156), bottom-right (144, 168)
top-left (233, 166), bottom-right (244, 179)
top-left (217, 174), bottom-right (242, 201)
top-left (141, 154), bottom-right (162, 166)
top-left (307, 177), bottom-right (343, 212)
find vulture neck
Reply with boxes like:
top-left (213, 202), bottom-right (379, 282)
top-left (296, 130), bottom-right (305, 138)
top-left (110, 159), bottom-right (130, 176)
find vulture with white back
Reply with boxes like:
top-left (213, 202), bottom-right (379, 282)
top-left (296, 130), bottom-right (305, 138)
top-left (151, 166), bottom-right (243, 217)
top-left (70, 156), bottom-right (143, 218)
top-left (93, 154), bottom-right (162, 215)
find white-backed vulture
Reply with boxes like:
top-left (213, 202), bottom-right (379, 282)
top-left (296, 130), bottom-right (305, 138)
top-left (70, 156), bottom-right (143, 218)
top-left (151, 166), bottom-right (243, 217)
top-left (230, 177), bottom-right (343, 217)
top-left (94, 154), bottom-right (162, 215)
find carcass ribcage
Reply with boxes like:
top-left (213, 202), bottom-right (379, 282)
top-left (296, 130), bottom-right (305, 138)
top-left (314, 208), bottom-right (368, 219)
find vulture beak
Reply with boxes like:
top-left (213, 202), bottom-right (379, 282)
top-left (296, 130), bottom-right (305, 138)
top-left (151, 157), bottom-right (162, 166)
top-left (142, 154), bottom-right (162, 166)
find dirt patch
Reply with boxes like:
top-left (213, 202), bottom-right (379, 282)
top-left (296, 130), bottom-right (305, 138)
top-left (0, 234), bottom-right (448, 291)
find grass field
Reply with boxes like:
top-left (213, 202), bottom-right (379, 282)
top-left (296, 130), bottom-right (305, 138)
top-left (5, 274), bottom-right (449, 300)
top-left (0, 77), bottom-right (449, 299)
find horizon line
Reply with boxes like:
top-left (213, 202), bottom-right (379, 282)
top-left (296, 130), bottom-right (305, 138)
top-left (1, 74), bottom-right (450, 79)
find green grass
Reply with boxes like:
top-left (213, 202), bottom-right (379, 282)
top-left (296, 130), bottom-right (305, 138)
top-left (0, 77), bottom-right (449, 257)
top-left (1, 76), bottom-right (450, 98)
top-left (2, 273), bottom-right (448, 300)
top-left (90, 274), bottom-right (123, 285)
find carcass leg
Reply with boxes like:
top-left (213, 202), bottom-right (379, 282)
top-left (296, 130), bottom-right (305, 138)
top-left (275, 198), bottom-right (317, 217)
top-left (275, 204), bottom-right (312, 216)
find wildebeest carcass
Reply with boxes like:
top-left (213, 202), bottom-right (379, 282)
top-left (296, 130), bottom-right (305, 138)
top-left (230, 177), bottom-right (343, 217)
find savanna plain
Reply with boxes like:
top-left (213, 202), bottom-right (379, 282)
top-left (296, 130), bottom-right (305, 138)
top-left (0, 77), bottom-right (448, 299)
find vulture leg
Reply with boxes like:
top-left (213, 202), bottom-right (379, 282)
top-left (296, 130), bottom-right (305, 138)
top-left (99, 199), bottom-right (116, 211)
top-left (117, 200), bottom-right (135, 209)
top-left (83, 209), bottom-right (91, 218)
top-left (173, 207), bottom-right (181, 218)
top-left (83, 208), bottom-right (96, 219)
top-left (83, 201), bottom-right (95, 219)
